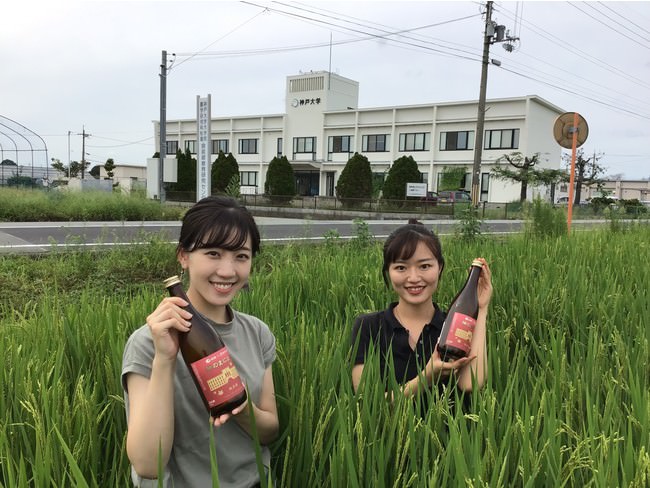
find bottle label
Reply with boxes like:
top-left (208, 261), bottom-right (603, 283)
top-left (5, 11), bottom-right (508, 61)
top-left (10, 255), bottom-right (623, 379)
top-left (446, 313), bottom-right (476, 354)
top-left (190, 347), bottom-right (245, 407)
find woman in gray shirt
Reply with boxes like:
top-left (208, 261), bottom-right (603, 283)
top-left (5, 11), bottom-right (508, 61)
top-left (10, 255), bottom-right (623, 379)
top-left (122, 196), bottom-right (278, 487)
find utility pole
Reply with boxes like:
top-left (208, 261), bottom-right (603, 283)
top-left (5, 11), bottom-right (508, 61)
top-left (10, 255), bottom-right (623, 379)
top-left (67, 130), bottom-right (71, 178)
top-left (79, 126), bottom-right (91, 180)
top-left (159, 50), bottom-right (168, 203)
top-left (470, 1), bottom-right (518, 206)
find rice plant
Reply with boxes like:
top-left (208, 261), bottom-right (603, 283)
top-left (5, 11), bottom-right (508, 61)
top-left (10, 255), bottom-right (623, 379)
top-left (1, 228), bottom-right (648, 486)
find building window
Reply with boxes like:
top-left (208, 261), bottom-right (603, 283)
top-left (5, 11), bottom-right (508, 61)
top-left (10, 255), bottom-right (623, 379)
top-left (362, 134), bottom-right (389, 152)
top-left (165, 140), bottom-right (179, 155)
top-left (399, 132), bottom-right (429, 151)
top-left (485, 129), bottom-right (520, 150)
top-left (240, 171), bottom-right (258, 187)
top-left (212, 139), bottom-right (229, 154)
top-left (439, 131), bottom-right (474, 150)
top-left (238, 138), bottom-right (258, 154)
top-left (184, 140), bottom-right (196, 154)
top-left (277, 138), bottom-right (283, 157)
top-left (328, 135), bottom-right (352, 154)
top-left (293, 136), bottom-right (316, 155)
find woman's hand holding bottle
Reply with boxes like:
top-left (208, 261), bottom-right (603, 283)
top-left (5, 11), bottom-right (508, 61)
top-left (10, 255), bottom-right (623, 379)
top-left (146, 296), bottom-right (193, 361)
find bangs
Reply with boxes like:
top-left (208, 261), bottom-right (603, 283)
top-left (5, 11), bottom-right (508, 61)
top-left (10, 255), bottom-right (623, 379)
top-left (179, 205), bottom-right (258, 254)
top-left (385, 231), bottom-right (421, 264)
top-left (193, 222), bottom-right (250, 251)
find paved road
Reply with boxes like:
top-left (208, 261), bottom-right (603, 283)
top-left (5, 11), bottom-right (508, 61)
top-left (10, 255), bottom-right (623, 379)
top-left (0, 218), bottom-right (604, 254)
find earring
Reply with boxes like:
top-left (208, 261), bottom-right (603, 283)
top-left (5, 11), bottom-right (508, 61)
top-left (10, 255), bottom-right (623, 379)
top-left (180, 268), bottom-right (185, 282)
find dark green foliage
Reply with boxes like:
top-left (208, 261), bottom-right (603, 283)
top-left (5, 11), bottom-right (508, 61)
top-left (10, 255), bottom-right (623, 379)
top-left (104, 158), bottom-right (116, 178)
top-left (620, 198), bottom-right (647, 216)
top-left (525, 197), bottom-right (566, 238)
top-left (7, 174), bottom-right (34, 186)
top-left (264, 156), bottom-right (295, 201)
top-left (381, 155), bottom-right (422, 201)
top-left (439, 166), bottom-right (466, 191)
top-left (455, 207), bottom-right (483, 241)
top-left (89, 165), bottom-right (100, 179)
top-left (167, 148), bottom-right (196, 193)
top-left (212, 151), bottom-right (239, 194)
top-left (336, 152), bottom-right (372, 207)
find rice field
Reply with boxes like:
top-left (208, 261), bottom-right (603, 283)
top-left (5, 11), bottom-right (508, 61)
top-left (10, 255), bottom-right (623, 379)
top-left (1, 226), bottom-right (648, 487)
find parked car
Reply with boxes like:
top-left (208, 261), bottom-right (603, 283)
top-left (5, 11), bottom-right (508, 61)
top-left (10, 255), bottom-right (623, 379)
top-left (438, 190), bottom-right (471, 204)
top-left (420, 191), bottom-right (439, 205)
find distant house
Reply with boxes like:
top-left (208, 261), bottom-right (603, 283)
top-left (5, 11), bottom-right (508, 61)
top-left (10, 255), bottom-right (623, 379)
top-left (99, 163), bottom-right (147, 193)
top-left (555, 178), bottom-right (650, 203)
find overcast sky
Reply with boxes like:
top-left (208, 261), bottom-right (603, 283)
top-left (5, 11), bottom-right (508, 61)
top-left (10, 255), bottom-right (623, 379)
top-left (2, 0), bottom-right (649, 179)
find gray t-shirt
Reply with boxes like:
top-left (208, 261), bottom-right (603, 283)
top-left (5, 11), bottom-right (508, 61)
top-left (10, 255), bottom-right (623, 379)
top-left (122, 307), bottom-right (276, 488)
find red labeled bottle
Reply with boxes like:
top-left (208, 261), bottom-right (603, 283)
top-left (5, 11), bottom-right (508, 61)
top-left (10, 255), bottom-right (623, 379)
top-left (438, 260), bottom-right (483, 362)
top-left (164, 275), bottom-right (247, 417)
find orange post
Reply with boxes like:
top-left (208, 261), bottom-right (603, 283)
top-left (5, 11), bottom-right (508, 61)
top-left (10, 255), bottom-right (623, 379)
top-left (566, 112), bottom-right (579, 234)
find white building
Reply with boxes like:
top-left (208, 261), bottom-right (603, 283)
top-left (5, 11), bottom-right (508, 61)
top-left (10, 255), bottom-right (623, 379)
top-left (98, 163), bottom-right (147, 193)
top-left (151, 71), bottom-right (566, 202)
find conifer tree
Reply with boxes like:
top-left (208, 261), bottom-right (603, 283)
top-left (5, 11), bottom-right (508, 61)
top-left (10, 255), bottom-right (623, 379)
top-left (335, 152), bottom-right (372, 207)
top-left (382, 155), bottom-right (422, 201)
top-left (212, 151), bottom-right (239, 194)
top-left (265, 156), bottom-right (295, 202)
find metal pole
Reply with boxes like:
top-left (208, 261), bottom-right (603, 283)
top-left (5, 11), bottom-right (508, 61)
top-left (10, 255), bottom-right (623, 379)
top-left (566, 112), bottom-right (579, 234)
top-left (81, 126), bottom-right (86, 180)
top-left (67, 130), bottom-right (71, 178)
top-left (159, 50), bottom-right (167, 203)
top-left (471, 1), bottom-right (493, 207)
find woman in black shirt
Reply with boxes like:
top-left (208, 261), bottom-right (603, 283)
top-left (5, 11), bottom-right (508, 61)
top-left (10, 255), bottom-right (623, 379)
top-left (351, 220), bottom-right (492, 399)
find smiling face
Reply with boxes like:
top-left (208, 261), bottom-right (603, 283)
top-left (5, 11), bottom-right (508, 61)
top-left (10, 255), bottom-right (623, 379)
top-left (388, 240), bottom-right (441, 307)
top-left (178, 236), bottom-right (253, 320)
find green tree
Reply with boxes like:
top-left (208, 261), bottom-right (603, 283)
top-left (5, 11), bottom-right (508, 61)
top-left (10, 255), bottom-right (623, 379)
top-left (562, 149), bottom-right (605, 205)
top-left (382, 155), bottom-right (422, 202)
top-left (492, 151), bottom-right (544, 202)
top-left (335, 152), bottom-right (372, 207)
top-left (264, 156), bottom-right (295, 201)
top-left (51, 158), bottom-right (85, 178)
top-left (167, 148), bottom-right (196, 193)
top-left (211, 151), bottom-right (239, 194)
top-left (89, 165), bottom-right (101, 179)
top-left (224, 173), bottom-right (241, 198)
top-left (104, 158), bottom-right (116, 178)
top-left (1, 159), bottom-right (17, 166)
top-left (535, 168), bottom-right (569, 204)
top-left (439, 166), bottom-right (467, 191)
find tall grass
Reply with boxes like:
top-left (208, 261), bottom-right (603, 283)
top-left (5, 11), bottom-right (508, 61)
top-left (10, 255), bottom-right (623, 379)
top-left (0, 188), bottom-right (184, 222)
top-left (1, 228), bottom-right (648, 486)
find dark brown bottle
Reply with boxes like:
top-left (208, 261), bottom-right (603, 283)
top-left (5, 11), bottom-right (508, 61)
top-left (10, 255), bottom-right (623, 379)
top-left (438, 260), bottom-right (483, 362)
top-left (164, 275), bottom-right (247, 417)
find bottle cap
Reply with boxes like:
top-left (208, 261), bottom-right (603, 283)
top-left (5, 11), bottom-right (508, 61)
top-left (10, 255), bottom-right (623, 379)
top-left (471, 259), bottom-right (483, 268)
top-left (163, 275), bottom-right (181, 287)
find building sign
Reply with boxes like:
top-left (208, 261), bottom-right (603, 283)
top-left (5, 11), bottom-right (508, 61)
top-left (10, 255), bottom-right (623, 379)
top-left (196, 95), bottom-right (211, 201)
top-left (406, 182), bottom-right (427, 197)
top-left (291, 98), bottom-right (322, 107)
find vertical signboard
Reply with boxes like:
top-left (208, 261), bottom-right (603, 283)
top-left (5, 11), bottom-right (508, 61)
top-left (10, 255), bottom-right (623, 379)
top-left (196, 95), bottom-right (211, 201)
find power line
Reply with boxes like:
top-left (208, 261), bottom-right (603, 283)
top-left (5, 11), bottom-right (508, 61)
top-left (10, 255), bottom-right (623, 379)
top-left (567, 1), bottom-right (650, 49)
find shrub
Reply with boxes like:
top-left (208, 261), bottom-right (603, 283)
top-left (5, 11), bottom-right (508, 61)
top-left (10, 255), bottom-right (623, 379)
top-left (264, 156), bottom-right (295, 203)
top-left (212, 151), bottom-right (239, 194)
top-left (335, 153), bottom-right (372, 208)
top-left (381, 155), bottom-right (422, 202)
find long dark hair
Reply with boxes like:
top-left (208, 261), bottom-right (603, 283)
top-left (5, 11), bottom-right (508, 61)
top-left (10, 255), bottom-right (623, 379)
top-left (382, 219), bottom-right (444, 286)
top-left (176, 196), bottom-right (261, 256)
